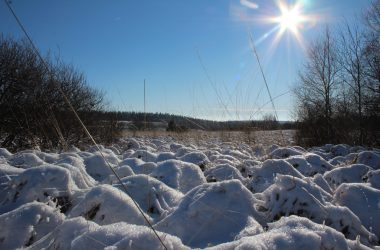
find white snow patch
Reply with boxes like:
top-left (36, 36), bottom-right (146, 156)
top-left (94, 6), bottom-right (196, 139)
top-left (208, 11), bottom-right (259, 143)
top-left (68, 184), bottom-right (149, 226)
top-left (155, 180), bottom-right (264, 248)
top-left (0, 202), bottom-right (64, 249)
top-left (151, 159), bottom-right (206, 193)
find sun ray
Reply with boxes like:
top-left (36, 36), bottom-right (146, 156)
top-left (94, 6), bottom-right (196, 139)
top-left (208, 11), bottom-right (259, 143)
top-left (258, 0), bottom-right (318, 50)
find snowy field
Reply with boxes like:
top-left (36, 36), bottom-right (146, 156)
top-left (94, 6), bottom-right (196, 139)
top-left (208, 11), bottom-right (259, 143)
top-left (0, 134), bottom-right (380, 249)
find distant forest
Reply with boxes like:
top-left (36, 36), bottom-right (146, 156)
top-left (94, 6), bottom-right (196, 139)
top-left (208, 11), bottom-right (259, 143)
top-left (96, 111), bottom-right (296, 131)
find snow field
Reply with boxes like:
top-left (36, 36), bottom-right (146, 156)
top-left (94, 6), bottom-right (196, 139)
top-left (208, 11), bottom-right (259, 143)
top-left (0, 137), bottom-right (379, 249)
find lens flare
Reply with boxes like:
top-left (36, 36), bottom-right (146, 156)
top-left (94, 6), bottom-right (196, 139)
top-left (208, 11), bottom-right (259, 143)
top-left (254, 0), bottom-right (319, 52)
top-left (276, 3), bottom-right (304, 33)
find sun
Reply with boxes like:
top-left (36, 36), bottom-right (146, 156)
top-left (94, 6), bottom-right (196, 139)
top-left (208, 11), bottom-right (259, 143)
top-left (252, 0), bottom-right (319, 51)
top-left (278, 6), bottom-right (302, 33)
top-left (275, 2), bottom-right (305, 34)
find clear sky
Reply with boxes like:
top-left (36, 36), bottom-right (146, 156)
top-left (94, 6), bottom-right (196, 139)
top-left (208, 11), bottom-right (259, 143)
top-left (0, 0), bottom-right (372, 121)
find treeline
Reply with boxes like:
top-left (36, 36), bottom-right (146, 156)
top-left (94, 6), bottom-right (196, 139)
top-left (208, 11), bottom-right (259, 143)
top-left (294, 0), bottom-right (380, 146)
top-left (97, 111), bottom-right (296, 131)
top-left (0, 36), bottom-right (119, 151)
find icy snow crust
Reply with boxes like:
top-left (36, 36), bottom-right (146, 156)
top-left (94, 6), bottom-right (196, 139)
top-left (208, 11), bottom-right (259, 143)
top-left (1, 137), bottom-right (380, 249)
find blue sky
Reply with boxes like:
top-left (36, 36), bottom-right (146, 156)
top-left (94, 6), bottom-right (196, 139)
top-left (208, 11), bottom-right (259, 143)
top-left (0, 0), bottom-right (372, 121)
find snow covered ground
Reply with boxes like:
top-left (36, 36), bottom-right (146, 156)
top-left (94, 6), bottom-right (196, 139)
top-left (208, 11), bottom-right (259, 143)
top-left (0, 136), bottom-right (380, 249)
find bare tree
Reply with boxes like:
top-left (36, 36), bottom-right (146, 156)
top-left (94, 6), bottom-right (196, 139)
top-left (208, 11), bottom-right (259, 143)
top-left (338, 20), bottom-right (367, 143)
top-left (294, 27), bottom-right (341, 144)
top-left (363, 0), bottom-right (380, 144)
top-left (366, 0), bottom-right (380, 33)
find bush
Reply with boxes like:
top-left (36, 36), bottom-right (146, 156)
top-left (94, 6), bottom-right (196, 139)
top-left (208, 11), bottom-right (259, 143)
top-left (0, 35), bottom-right (116, 151)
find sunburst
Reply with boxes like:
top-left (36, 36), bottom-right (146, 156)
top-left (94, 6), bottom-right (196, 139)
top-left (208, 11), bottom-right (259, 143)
top-left (255, 0), bottom-right (318, 50)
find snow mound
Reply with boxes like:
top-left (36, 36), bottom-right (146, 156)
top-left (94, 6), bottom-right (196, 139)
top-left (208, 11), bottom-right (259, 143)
top-left (151, 159), bottom-right (206, 193)
top-left (8, 152), bottom-right (45, 168)
top-left (249, 159), bottom-right (304, 193)
top-left (366, 169), bottom-right (380, 189)
top-left (126, 138), bottom-right (141, 149)
top-left (68, 184), bottom-right (149, 226)
top-left (155, 180), bottom-right (264, 248)
top-left (83, 153), bottom-right (119, 181)
top-left (156, 152), bottom-right (176, 162)
top-left (204, 164), bottom-right (244, 182)
top-left (334, 183), bottom-right (380, 238)
top-left (29, 217), bottom-right (99, 250)
top-left (103, 165), bottom-right (135, 184)
top-left (55, 155), bottom-right (97, 188)
top-left (254, 174), bottom-right (377, 246)
top-left (331, 144), bottom-right (350, 157)
top-left (178, 151), bottom-right (209, 170)
top-left (56, 154), bottom-right (85, 169)
top-left (355, 151), bottom-right (380, 169)
top-left (0, 164), bottom-right (78, 214)
top-left (269, 147), bottom-right (303, 159)
top-left (130, 162), bottom-right (157, 175)
top-left (71, 222), bottom-right (188, 250)
top-left (328, 153), bottom-right (357, 167)
top-left (131, 150), bottom-right (158, 162)
top-left (240, 159), bottom-right (261, 177)
top-left (285, 155), bottom-right (315, 176)
top-left (34, 151), bottom-right (60, 163)
top-left (169, 143), bottom-right (183, 152)
top-left (311, 173), bottom-right (333, 194)
top-left (323, 164), bottom-right (372, 189)
top-left (174, 146), bottom-right (196, 157)
top-left (115, 174), bottom-right (183, 221)
top-left (304, 153), bottom-right (333, 173)
top-left (119, 157), bottom-right (145, 171)
top-left (0, 163), bottom-right (23, 181)
top-left (207, 215), bottom-right (368, 250)
top-left (0, 148), bottom-right (12, 158)
top-left (0, 202), bottom-right (64, 249)
top-left (57, 163), bottom-right (96, 189)
top-left (221, 149), bottom-right (251, 161)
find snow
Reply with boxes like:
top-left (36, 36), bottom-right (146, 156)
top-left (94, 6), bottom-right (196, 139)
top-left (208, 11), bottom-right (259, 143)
top-left (304, 153), bottom-right (333, 173)
top-left (156, 151), bottom-right (176, 162)
top-left (130, 150), bottom-right (158, 162)
top-left (254, 174), bottom-right (378, 246)
top-left (323, 164), bottom-right (372, 189)
top-left (115, 174), bottom-right (183, 221)
top-left (83, 153), bottom-right (118, 181)
top-left (178, 151), bottom-right (210, 168)
top-left (8, 152), bottom-right (45, 168)
top-left (355, 151), bottom-right (380, 169)
top-left (103, 165), bottom-right (135, 184)
top-left (331, 144), bottom-right (350, 157)
top-left (207, 216), bottom-right (370, 250)
top-left (0, 148), bottom-right (12, 158)
top-left (29, 217), bottom-right (99, 250)
top-left (1, 139), bottom-right (380, 249)
top-left (366, 169), bottom-right (380, 189)
top-left (68, 184), bottom-right (149, 226)
top-left (334, 183), bottom-right (380, 238)
top-left (155, 180), bottom-right (264, 248)
top-left (285, 155), bottom-right (328, 176)
top-left (204, 163), bottom-right (244, 182)
top-left (269, 147), bottom-right (303, 159)
top-left (0, 202), bottom-right (65, 249)
top-left (249, 159), bottom-right (304, 193)
top-left (0, 164), bottom-right (78, 214)
top-left (150, 159), bottom-right (206, 193)
top-left (71, 222), bottom-right (188, 250)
